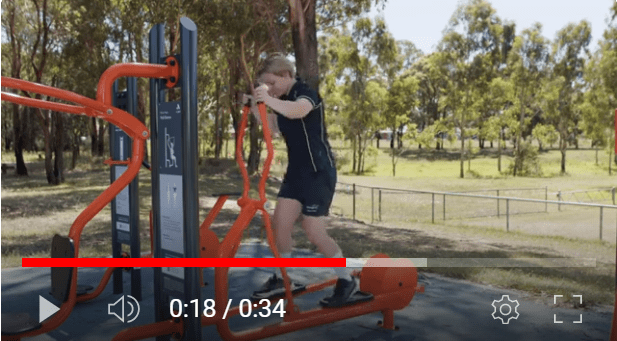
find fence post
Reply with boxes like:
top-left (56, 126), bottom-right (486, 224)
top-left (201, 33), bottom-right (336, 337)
top-left (432, 193), bottom-right (435, 223)
top-left (612, 187), bottom-right (615, 205)
top-left (600, 206), bottom-right (604, 240)
top-left (443, 194), bottom-right (446, 220)
top-left (371, 187), bottom-right (374, 224)
top-left (353, 183), bottom-right (356, 221)
top-left (545, 186), bottom-right (548, 212)
top-left (558, 190), bottom-right (562, 211)
top-left (497, 189), bottom-right (500, 218)
top-left (379, 190), bottom-right (382, 222)
top-left (506, 198), bottom-right (510, 232)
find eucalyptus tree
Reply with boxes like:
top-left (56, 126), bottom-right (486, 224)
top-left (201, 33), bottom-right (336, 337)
top-left (2, 0), bottom-right (29, 175)
top-left (599, 3), bottom-right (617, 169)
top-left (2, 0), bottom-right (79, 183)
top-left (439, 0), bottom-right (505, 178)
top-left (579, 38), bottom-right (616, 173)
top-left (288, 0), bottom-right (385, 91)
top-left (329, 17), bottom-right (398, 174)
top-left (408, 52), bottom-right (448, 149)
top-left (385, 73), bottom-right (419, 176)
top-left (505, 22), bottom-right (550, 176)
top-left (546, 20), bottom-right (591, 174)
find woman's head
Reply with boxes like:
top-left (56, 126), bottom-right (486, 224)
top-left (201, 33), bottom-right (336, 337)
top-left (256, 53), bottom-right (296, 98)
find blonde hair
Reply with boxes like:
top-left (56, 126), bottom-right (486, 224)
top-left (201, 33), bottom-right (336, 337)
top-left (256, 53), bottom-right (295, 79)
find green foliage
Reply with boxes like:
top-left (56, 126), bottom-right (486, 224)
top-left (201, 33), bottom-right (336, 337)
top-left (507, 141), bottom-right (543, 177)
top-left (334, 150), bottom-right (351, 172)
top-left (532, 124), bottom-right (559, 148)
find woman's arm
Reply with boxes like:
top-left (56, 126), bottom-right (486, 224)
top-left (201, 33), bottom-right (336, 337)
top-left (255, 84), bottom-right (313, 119)
top-left (264, 97), bottom-right (313, 120)
top-left (266, 113), bottom-right (280, 135)
top-left (244, 94), bottom-right (280, 136)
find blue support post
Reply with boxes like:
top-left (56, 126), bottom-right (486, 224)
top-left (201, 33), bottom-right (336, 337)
top-left (150, 17), bottom-right (201, 341)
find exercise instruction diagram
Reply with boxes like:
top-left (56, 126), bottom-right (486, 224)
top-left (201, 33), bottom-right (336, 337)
top-left (158, 101), bottom-right (184, 256)
top-left (165, 127), bottom-right (178, 168)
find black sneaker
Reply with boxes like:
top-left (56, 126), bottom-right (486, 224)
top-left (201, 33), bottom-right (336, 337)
top-left (251, 274), bottom-right (305, 300)
top-left (319, 277), bottom-right (359, 307)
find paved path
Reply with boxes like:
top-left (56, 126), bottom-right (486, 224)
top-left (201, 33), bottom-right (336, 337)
top-left (1, 243), bottom-right (612, 340)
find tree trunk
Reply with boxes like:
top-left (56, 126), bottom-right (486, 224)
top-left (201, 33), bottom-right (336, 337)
top-left (392, 145), bottom-right (396, 177)
top-left (514, 91), bottom-right (525, 177)
top-left (290, 0), bottom-right (319, 91)
top-left (72, 132), bottom-right (79, 170)
top-left (214, 80), bottom-right (222, 160)
top-left (36, 107), bottom-right (56, 184)
top-left (609, 134), bottom-right (613, 176)
top-left (352, 135), bottom-right (357, 173)
top-left (560, 132), bottom-right (567, 174)
top-left (460, 133), bottom-right (465, 178)
top-left (460, 118), bottom-right (465, 179)
top-left (52, 111), bottom-right (65, 184)
top-left (498, 129), bottom-right (502, 173)
top-left (13, 105), bottom-right (28, 176)
top-left (8, 0), bottom-right (27, 175)
top-left (91, 117), bottom-right (98, 154)
top-left (228, 57), bottom-right (241, 162)
top-left (357, 134), bottom-right (363, 174)
top-left (97, 121), bottom-right (106, 156)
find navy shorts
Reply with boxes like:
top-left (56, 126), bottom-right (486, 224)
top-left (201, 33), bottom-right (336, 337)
top-left (278, 166), bottom-right (337, 217)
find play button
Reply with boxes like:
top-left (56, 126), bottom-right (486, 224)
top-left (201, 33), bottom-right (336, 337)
top-left (39, 296), bottom-right (60, 323)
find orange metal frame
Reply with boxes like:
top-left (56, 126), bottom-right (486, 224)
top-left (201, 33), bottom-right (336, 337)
top-left (113, 103), bottom-right (423, 341)
top-left (0, 59), bottom-right (178, 341)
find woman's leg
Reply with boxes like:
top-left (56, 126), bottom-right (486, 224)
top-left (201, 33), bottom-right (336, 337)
top-left (272, 197), bottom-right (303, 255)
top-left (301, 215), bottom-right (339, 258)
top-left (251, 197), bottom-right (305, 299)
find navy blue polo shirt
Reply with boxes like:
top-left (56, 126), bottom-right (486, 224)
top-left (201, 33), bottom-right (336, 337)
top-left (275, 79), bottom-right (336, 173)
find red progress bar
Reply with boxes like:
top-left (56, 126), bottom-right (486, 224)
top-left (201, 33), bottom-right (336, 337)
top-left (22, 258), bottom-right (347, 268)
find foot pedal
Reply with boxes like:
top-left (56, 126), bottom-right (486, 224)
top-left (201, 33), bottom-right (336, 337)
top-left (319, 290), bottom-right (374, 308)
top-left (50, 235), bottom-right (75, 302)
top-left (1, 313), bottom-right (42, 335)
top-left (251, 283), bottom-right (306, 301)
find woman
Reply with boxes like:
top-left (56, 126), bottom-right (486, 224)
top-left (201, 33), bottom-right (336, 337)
top-left (246, 53), bottom-right (359, 307)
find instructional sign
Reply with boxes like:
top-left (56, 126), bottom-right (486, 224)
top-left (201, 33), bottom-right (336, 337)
top-left (112, 121), bottom-right (132, 244)
top-left (158, 101), bottom-right (184, 256)
top-left (114, 165), bottom-right (130, 217)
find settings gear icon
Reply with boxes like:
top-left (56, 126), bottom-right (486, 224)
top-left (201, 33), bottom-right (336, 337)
top-left (491, 295), bottom-right (520, 324)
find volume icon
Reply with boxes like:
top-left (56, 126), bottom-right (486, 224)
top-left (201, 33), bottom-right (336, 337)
top-left (108, 295), bottom-right (140, 323)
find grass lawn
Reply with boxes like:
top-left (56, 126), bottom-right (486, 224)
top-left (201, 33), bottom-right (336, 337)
top-left (1, 139), bottom-right (616, 307)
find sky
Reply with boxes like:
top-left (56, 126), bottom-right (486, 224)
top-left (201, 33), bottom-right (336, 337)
top-left (370, 0), bottom-right (615, 54)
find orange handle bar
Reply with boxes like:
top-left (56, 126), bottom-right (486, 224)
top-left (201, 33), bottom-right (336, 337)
top-left (1, 77), bottom-right (149, 139)
top-left (235, 102), bottom-right (274, 206)
top-left (96, 57), bottom-right (179, 106)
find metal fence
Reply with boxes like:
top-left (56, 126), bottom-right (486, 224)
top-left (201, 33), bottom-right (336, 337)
top-left (557, 188), bottom-right (616, 205)
top-left (333, 183), bottom-right (617, 242)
